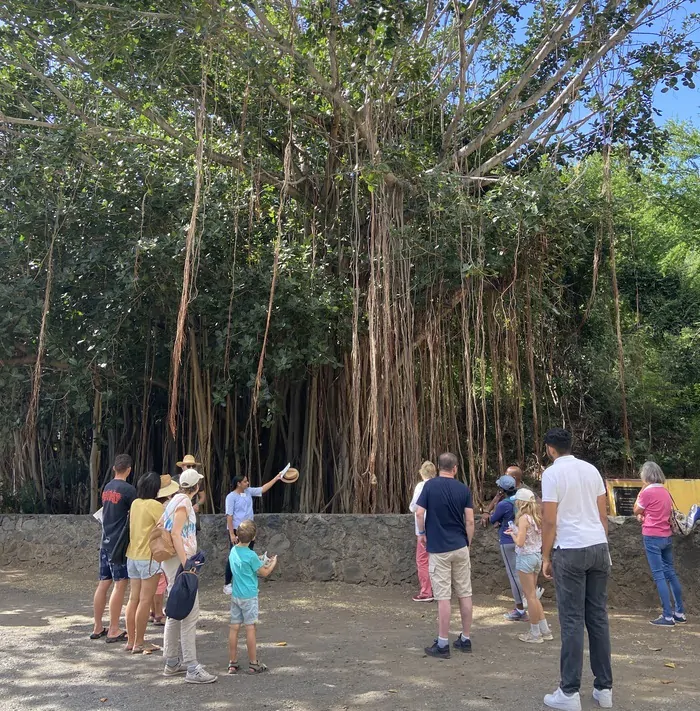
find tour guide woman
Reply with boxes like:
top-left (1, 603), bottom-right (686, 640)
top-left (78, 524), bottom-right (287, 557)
top-left (633, 461), bottom-right (687, 626)
top-left (161, 468), bottom-right (217, 684)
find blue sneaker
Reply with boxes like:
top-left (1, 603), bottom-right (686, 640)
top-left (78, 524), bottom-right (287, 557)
top-left (650, 616), bottom-right (675, 626)
top-left (673, 613), bottom-right (687, 624)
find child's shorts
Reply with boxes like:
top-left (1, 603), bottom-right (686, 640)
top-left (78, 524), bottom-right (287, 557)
top-left (156, 572), bottom-right (167, 595)
top-left (230, 597), bottom-right (259, 625)
top-left (516, 552), bottom-right (542, 574)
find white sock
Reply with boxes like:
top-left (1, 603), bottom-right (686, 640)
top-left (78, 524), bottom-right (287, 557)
top-left (539, 619), bottom-right (551, 634)
top-left (460, 633), bottom-right (469, 642)
top-left (437, 636), bottom-right (449, 648)
top-left (530, 623), bottom-right (542, 637)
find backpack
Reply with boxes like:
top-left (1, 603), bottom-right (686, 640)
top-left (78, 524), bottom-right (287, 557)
top-left (149, 524), bottom-right (176, 562)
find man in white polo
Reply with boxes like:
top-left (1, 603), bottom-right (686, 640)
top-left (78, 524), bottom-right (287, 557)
top-left (541, 428), bottom-right (613, 711)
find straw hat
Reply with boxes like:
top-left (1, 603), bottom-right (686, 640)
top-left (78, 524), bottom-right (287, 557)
top-left (176, 453), bottom-right (201, 469)
top-left (281, 467), bottom-right (299, 484)
top-left (157, 474), bottom-right (180, 498)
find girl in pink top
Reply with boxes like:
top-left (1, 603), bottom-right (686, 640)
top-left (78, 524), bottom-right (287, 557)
top-left (634, 462), bottom-right (686, 626)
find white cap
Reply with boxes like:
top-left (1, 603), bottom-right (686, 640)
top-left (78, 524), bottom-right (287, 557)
top-left (179, 468), bottom-right (204, 488)
top-left (514, 488), bottom-right (535, 502)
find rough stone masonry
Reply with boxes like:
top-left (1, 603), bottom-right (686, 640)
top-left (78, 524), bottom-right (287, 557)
top-left (0, 513), bottom-right (697, 610)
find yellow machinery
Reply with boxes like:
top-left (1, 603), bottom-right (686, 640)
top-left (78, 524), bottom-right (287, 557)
top-left (607, 478), bottom-right (700, 516)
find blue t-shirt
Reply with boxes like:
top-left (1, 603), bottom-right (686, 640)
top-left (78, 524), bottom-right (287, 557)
top-left (225, 487), bottom-right (263, 529)
top-left (229, 545), bottom-right (264, 599)
top-left (416, 476), bottom-right (473, 554)
top-left (491, 498), bottom-right (516, 545)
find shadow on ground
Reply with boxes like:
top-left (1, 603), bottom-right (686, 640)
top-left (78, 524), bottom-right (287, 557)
top-left (0, 570), bottom-right (698, 711)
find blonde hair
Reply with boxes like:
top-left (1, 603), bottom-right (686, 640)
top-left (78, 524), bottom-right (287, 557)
top-left (515, 498), bottom-right (542, 528)
top-left (419, 460), bottom-right (437, 481)
top-left (237, 519), bottom-right (257, 544)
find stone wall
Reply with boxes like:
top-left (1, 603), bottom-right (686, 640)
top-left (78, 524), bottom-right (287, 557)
top-left (0, 513), bottom-right (698, 609)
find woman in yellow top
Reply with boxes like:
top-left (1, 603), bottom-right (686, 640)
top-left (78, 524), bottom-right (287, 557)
top-left (125, 471), bottom-right (164, 653)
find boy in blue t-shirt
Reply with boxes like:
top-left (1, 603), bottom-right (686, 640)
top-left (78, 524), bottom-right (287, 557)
top-left (227, 520), bottom-right (277, 674)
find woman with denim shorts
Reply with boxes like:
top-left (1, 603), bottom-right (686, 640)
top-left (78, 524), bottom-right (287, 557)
top-left (633, 461), bottom-right (686, 626)
top-left (125, 471), bottom-right (164, 653)
top-left (508, 488), bottom-right (552, 645)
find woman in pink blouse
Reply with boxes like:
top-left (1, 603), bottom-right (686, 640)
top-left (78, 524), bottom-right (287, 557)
top-left (633, 462), bottom-right (686, 627)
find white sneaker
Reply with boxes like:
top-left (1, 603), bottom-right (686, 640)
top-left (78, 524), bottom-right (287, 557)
top-left (544, 688), bottom-right (582, 711)
top-left (223, 584), bottom-right (232, 596)
top-left (163, 662), bottom-right (186, 677)
top-left (518, 630), bottom-right (543, 644)
top-left (593, 688), bottom-right (613, 708)
top-left (185, 664), bottom-right (218, 684)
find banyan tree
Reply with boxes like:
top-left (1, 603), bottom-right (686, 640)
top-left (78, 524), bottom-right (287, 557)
top-left (1, 1), bottom-right (699, 513)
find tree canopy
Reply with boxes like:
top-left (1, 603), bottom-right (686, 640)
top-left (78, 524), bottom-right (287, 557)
top-left (1, 1), bottom-right (699, 514)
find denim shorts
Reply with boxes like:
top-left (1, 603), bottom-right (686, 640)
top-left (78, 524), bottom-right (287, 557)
top-left (127, 558), bottom-right (162, 580)
top-left (516, 552), bottom-right (542, 574)
top-left (230, 597), bottom-right (259, 625)
top-left (99, 547), bottom-right (128, 582)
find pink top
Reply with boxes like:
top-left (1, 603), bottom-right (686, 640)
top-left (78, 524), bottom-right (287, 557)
top-left (636, 484), bottom-right (672, 537)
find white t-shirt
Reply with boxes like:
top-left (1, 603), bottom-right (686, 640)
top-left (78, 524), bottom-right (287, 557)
top-left (409, 480), bottom-right (426, 536)
top-left (541, 455), bottom-right (607, 549)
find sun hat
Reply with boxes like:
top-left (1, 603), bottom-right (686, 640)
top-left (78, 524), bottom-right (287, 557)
top-left (176, 454), bottom-right (201, 469)
top-left (495, 474), bottom-right (516, 492)
top-left (514, 488), bottom-right (536, 502)
top-left (281, 467), bottom-right (299, 484)
top-left (157, 474), bottom-right (180, 499)
top-left (179, 468), bottom-right (204, 488)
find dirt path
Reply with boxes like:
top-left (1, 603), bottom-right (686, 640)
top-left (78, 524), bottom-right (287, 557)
top-left (0, 569), bottom-right (697, 711)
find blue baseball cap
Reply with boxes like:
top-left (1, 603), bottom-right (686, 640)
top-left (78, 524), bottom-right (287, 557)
top-left (496, 475), bottom-right (516, 491)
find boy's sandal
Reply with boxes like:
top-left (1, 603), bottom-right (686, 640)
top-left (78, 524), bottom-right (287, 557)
top-left (227, 661), bottom-right (240, 674)
top-left (248, 661), bottom-right (268, 674)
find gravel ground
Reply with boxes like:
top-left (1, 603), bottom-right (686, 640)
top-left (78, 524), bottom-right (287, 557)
top-left (0, 568), bottom-right (697, 711)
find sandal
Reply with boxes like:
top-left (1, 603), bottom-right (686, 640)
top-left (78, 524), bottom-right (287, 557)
top-left (153, 616), bottom-right (166, 627)
top-left (105, 631), bottom-right (128, 643)
top-left (148, 614), bottom-right (155, 624)
top-left (125, 643), bottom-right (134, 652)
top-left (248, 661), bottom-right (268, 674)
top-left (89, 628), bottom-right (107, 640)
top-left (227, 661), bottom-right (240, 674)
top-left (132, 643), bottom-right (161, 655)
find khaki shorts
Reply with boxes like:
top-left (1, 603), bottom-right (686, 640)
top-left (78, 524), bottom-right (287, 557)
top-left (429, 546), bottom-right (473, 600)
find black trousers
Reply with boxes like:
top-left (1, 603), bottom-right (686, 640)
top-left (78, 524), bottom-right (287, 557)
top-left (224, 530), bottom-right (254, 585)
top-left (553, 543), bottom-right (613, 694)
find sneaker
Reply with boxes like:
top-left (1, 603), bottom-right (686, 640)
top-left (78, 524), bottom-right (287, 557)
top-left (650, 615), bottom-right (675, 626)
top-left (223, 584), bottom-right (232, 596)
top-left (453, 636), bottom-right (472, 653)
top-left (593, 688), bottom-right (613, 708)
top-left (163, 662), bottom-right (187, 677)
top-left (518, 630), bottom-right (544, 644)
top-left (673, 613), bottom-right (687, 624)
top-left (544, 688), bottom-right (582, 711)
top-left (412, 593), bottom-right (434, 602)
top-left (185, 664), bottom-right (218, 684)
top-left (424, 640), bottom-right (451, 659)
top-left (504, 608), bottom-right (528, 622)
top-left (541, 629), bottom-right (554, 641)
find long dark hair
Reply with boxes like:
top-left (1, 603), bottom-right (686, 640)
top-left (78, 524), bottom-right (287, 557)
top-left (137, 471), bottom-right (161, 500)
top-left (232, 474), bottom-right (248, 490)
